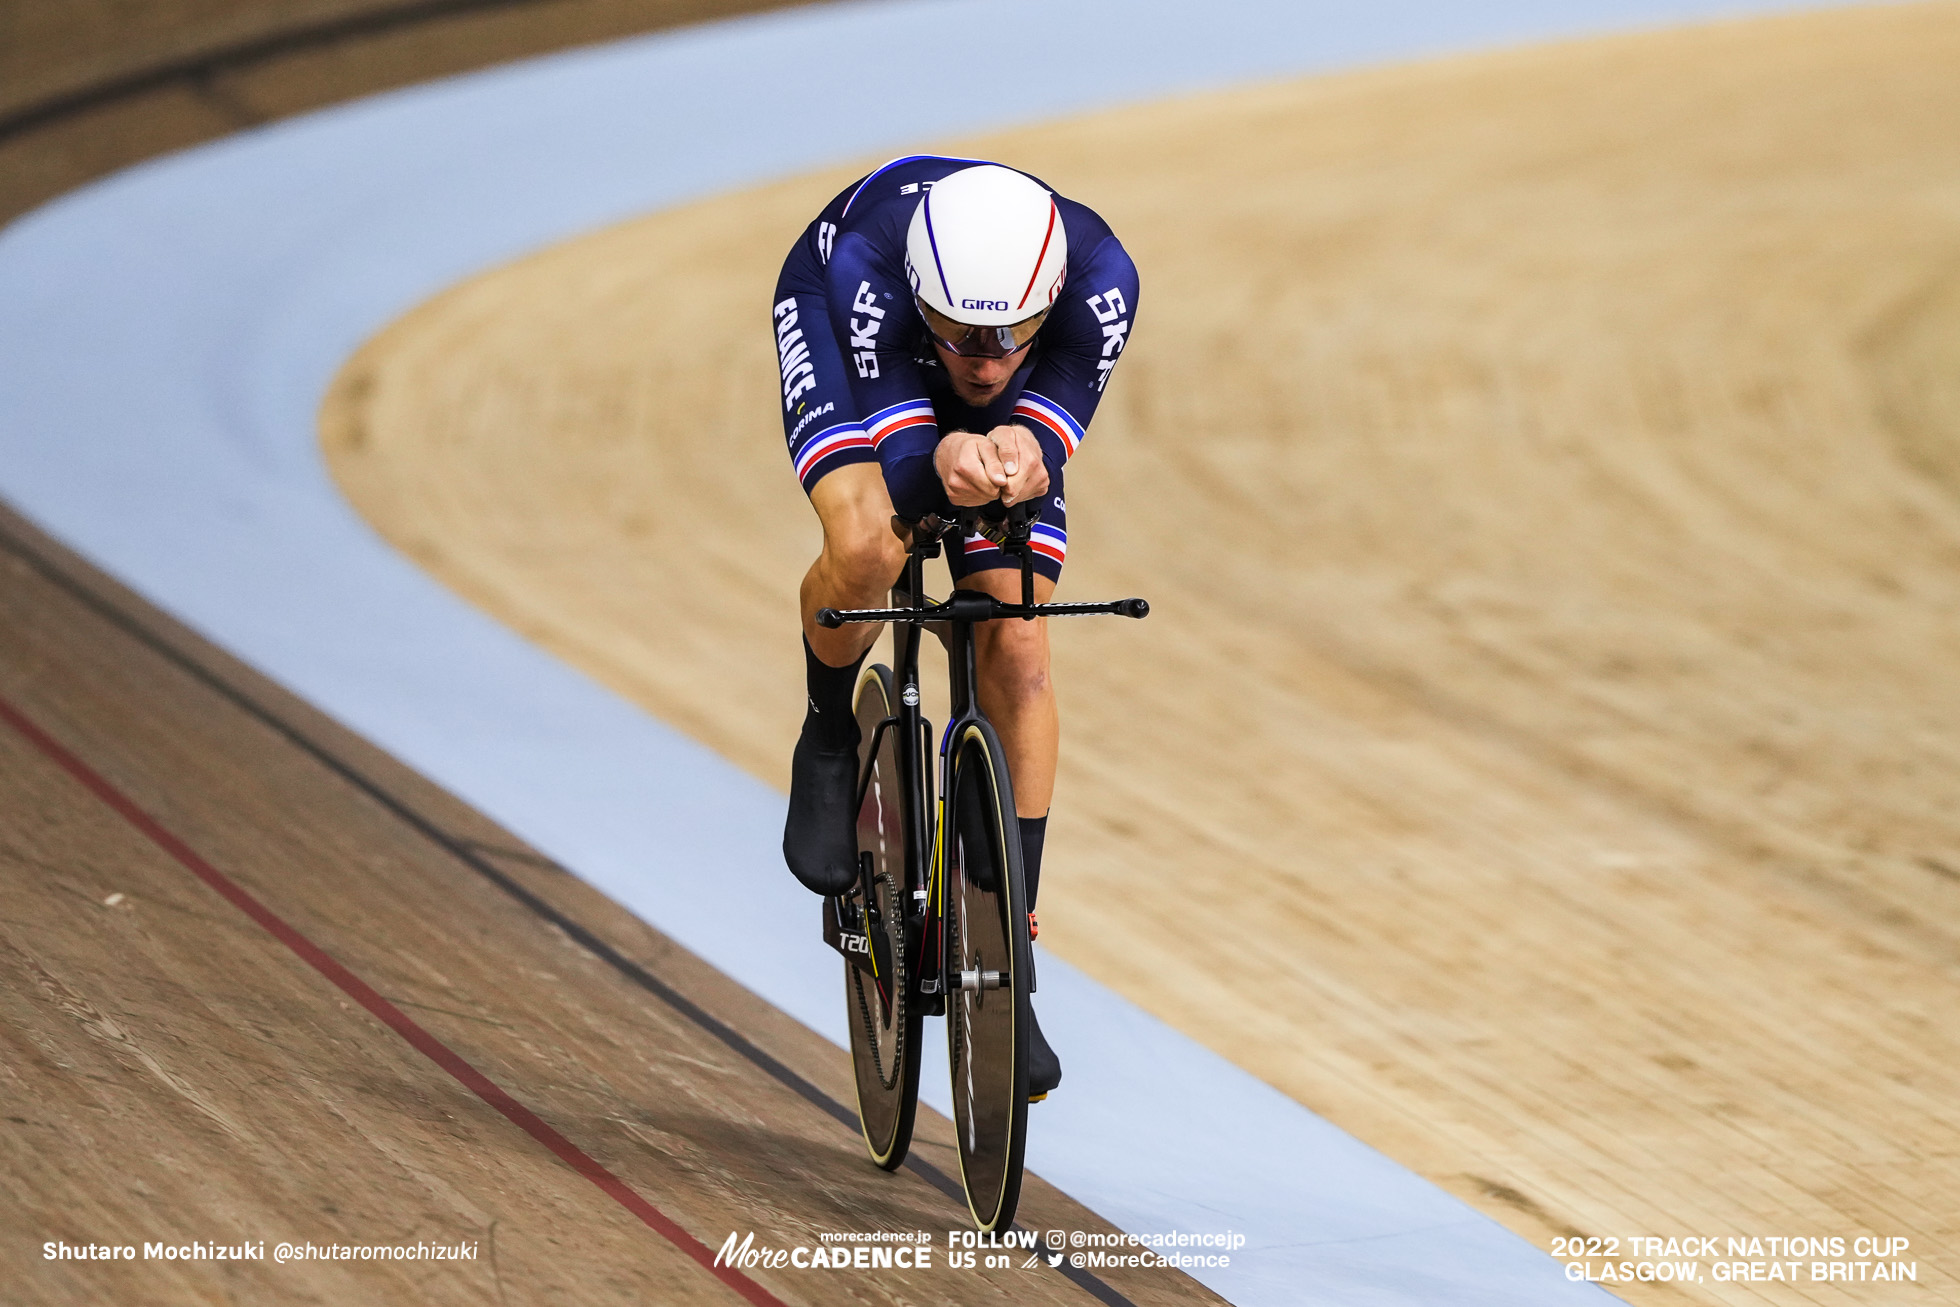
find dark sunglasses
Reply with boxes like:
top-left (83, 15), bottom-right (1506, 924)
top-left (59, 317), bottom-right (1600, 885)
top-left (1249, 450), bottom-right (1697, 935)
top-left (917, 298), bottom-right (1049, 359)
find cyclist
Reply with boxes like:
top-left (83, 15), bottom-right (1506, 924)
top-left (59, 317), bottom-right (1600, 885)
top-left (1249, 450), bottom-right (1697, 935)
top-left (773, 158), bottom-right (1138, 1101)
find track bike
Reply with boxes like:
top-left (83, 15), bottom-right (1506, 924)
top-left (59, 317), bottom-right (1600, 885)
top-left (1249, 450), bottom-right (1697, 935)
top-left (818, 502), bottom-right (1147, 1232)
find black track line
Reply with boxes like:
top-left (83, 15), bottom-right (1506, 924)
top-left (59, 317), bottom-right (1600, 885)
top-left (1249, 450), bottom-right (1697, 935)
top-left (3, 0), bottom-right (568, 145)
top-left (0, 514), bottom-right (1138, 1307)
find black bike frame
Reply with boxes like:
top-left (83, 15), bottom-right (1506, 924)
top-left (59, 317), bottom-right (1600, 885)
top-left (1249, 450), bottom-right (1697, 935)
top-left (890, 526), bottom-right (992, 1002)
top-left (825, 508), bottom-right (1148, 1003)
top-left (893, 544), bottom-right (936, 994)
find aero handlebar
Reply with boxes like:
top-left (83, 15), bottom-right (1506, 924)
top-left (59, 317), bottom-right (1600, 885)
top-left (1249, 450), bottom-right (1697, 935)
top-left (817, 593), bottom-right (1148, 628)
top-left (816, 501), bottom-right (1150, 628)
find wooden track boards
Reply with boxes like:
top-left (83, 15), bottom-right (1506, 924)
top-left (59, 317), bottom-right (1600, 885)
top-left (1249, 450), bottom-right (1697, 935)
top-left (321, 5), bottom-right (1960, 1302)
top-left (0, 504), bottom-right (1218, 1307)
top-left (0, 0), bottom-right (816, 224)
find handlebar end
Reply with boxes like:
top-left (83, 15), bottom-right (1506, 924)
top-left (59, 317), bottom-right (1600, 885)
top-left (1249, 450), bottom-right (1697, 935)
top-left (1117, 598), bottom-right (1150, 619)
top-left (816, 607), bottom-right (844, 629)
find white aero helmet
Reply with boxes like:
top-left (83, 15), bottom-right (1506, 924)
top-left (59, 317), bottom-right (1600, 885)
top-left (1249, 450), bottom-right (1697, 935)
top-left (906, 164), bottom-right (1067, 358)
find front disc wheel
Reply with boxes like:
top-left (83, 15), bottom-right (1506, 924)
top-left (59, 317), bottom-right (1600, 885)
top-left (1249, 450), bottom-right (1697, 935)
top-left (944, 719), bottom-right (1031, 1232)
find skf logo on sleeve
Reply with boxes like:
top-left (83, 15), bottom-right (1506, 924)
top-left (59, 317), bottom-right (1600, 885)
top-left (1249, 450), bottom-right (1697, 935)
top-left (850, 280), bottom-right (886, 379)
top-left (773, 297), bottom-right (817, 409)
top-left (1085, 288), bottom-right (1131, 392)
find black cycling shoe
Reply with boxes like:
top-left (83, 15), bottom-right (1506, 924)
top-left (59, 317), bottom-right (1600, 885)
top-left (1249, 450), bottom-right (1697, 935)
top-left (1026, 1004), bottom-right (1062, 1102)
top-left (783, 720), bottom-right (861, 895)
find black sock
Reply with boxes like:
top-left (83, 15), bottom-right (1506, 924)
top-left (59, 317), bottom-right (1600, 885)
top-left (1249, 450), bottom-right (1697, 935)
top-left (803, 637), bottom-right (866, 749)
top-left (1019, 814), bottom-right (1049, 911)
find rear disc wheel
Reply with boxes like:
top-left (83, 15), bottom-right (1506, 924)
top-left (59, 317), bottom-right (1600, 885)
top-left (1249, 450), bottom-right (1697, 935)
top-left (846, 665), bottom-right (922, 1170)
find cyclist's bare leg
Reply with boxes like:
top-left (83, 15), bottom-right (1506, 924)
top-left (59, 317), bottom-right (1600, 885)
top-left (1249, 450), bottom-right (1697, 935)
top-left (802, 463), bottom-right (906, 666)
top-left (785, 463), bottom-right (907, 895)
top-left (959, 568), bottom-right (1058, 818)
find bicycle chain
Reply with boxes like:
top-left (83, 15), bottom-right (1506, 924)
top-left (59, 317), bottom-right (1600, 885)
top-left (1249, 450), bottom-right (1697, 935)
top-left (852, 870), bottom-right (906, 1091)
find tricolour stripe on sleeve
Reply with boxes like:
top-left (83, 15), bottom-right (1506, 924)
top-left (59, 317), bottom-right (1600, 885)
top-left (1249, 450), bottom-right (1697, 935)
top-left (866, 400), bottom-right (938, 448)
top-left (793, 422), bottom-right (873, 480)
top-left (1011, 391), bottom-right (1085, 460)
top-left (1029, 521), bottom-right (1068, 565)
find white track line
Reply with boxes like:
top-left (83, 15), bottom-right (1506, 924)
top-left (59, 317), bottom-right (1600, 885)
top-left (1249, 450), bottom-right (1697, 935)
top-left (0, 1), bottom-right (1852, 1301)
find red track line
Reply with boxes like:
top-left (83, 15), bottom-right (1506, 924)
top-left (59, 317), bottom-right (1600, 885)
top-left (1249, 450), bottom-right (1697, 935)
top-left (0, 693), bottom-right (786, 1307)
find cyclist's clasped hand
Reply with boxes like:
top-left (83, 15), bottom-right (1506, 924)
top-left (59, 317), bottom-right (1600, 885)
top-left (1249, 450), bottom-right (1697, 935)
top-left (934, 426), bottom-right (1049, 508)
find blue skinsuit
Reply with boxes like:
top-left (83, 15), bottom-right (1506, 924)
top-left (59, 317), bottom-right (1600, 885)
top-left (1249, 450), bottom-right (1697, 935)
top-left (771, 156), bottom-right (1140, 580)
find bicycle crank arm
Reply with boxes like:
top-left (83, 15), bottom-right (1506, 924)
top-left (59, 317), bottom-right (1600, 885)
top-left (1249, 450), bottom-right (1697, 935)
top-left (817, 595), bottom-right (1148, 627)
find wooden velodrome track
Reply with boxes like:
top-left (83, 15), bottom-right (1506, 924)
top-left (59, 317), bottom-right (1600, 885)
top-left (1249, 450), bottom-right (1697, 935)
top-left (0, 503), bottom-right (1190, 1303)
top-left (1, 3), bottom-right (1216, 1305)
top-left (7, 1), bottom-right (1960, 1304)
top-left (320, 3), bottom-right (1960, 1304)
top-left (0, 0), bottom-right (816, 225)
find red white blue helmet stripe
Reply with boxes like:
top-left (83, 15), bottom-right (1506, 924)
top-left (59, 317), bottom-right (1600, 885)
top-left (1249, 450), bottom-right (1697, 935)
top-left (905, 165), bottom-right (1068, 329)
